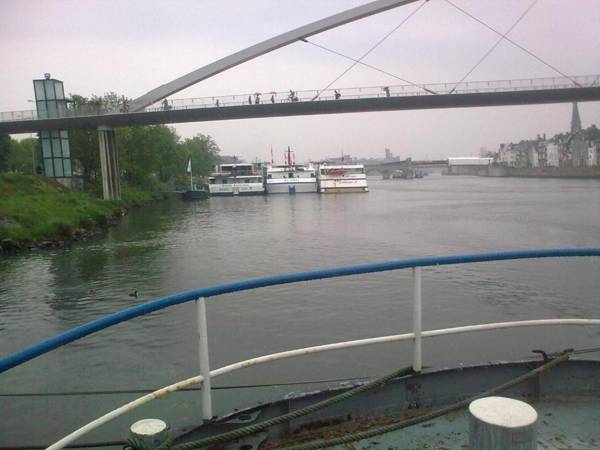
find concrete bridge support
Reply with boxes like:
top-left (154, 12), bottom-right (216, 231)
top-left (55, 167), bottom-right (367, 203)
top-left (98, 126), bottom-right (121, 200)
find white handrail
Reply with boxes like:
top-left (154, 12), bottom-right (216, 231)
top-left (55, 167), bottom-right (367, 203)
top-left (46, 318), bottom-right (600, 450)
top-left (196, 298), bottom-right (212, 420)
top-left (412, 267), bottom-right (422, 371)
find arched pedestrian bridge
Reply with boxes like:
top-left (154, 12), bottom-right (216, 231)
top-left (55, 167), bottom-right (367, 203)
top-left (1, 75), bottom-right (599, 134)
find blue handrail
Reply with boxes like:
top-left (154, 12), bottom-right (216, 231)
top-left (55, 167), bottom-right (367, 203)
top-left (1, 248), bottom-right (599, 374)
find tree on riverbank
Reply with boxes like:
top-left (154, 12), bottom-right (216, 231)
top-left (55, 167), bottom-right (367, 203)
top-left (177, 134), bottom-right (220, 178)
top-left (0, 133), bottom-right (11, 172)
top-left (6, 138), bottom-right (38, 174)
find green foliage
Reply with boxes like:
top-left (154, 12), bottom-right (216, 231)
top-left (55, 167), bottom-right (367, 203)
top-left (121, 186), bottom-right (169, 206)
top-left (0, 133), bottom-right (11, 172)
top-left (69, 128), bottom-right (100, 183)
top-left (584, 125), bottom-right (600, 141)
top-left (6, 137), bottom-right (38, 174)
top-left (117, 127), bottom-right (219, 190)
top-left (0, 174), bottom-right (121, 244)
top-left (118, 125), bottom-right (171, 187)
top-left (178, 134), bottom-right (220, 176)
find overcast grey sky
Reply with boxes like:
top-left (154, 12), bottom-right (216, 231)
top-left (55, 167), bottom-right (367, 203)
top-left (2, 0), bottom-right (600, 162)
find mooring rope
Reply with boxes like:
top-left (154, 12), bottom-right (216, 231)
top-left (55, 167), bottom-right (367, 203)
top-left (167, 366), bottom-right (415, 450)
top-left (277, 350), bottom-right (572, 450)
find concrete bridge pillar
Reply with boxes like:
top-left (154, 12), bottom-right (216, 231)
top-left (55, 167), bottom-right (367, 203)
top-left (98, 125), bottom-right (121, 200)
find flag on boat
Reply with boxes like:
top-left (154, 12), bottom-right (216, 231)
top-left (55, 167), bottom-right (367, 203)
top-left (186, 159), bottom-right (192, 173)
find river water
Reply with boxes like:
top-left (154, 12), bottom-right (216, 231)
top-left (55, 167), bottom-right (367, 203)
top-left (1, 175), bottom-right (600, 447)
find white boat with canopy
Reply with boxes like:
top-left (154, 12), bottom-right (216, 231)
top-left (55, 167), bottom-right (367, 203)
top-left (265, 147), bottom-right (318, 194)
top-left (208, 163), bottom-right (265, 196)
top-left (317, 163), bottom-right (369, 193)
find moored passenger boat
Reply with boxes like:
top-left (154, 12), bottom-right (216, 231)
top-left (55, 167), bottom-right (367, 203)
top-left (208, 163), bottom-right (265, 196)
top-left (266, 164), bottom-right (318, 194)
top-left (265, 147), bottom-right (318, 194)
top-left (317, 163), bottom-right (369, 193)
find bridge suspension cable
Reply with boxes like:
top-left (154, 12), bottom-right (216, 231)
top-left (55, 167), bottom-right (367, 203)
top-left (300, 38), bottom-right (437, 94)
top-left (444, 0), bottom-right (582, 88)
top-left (449, 0), bottom-right (538, 94)
top-left (312, 0), bottom-right (428, 100)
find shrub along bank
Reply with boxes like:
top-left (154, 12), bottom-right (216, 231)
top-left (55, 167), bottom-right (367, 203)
top-left (0, 174), bottom-right (166, 252)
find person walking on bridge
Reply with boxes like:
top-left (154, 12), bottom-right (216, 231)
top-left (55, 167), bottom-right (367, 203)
top-left (382, 86), bottom-right (390, 97)
top-left (334, 90), bottom-right (341, 100)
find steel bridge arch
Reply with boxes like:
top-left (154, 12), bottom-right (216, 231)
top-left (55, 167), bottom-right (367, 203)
top-left (130, 0), bottom-right (420, 111)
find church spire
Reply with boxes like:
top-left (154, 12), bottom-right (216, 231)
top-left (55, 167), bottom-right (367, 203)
top-left (571, 102), bottom-right (582, 134)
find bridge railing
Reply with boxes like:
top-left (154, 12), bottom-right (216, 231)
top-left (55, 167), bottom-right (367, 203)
top-left (2, 74), bottom-right (599, 123)
top-left (0, 103), bottom-right (127, 123)
top-left (0, 109), bottom-right (38, 122)
top-left (138, 74), bottom-right (600, 112)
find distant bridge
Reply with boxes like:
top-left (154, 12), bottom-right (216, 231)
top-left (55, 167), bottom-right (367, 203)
top-left (1, 76), bottom-right (600, 134)
top-left (365, 159), bottom-right (447, 177)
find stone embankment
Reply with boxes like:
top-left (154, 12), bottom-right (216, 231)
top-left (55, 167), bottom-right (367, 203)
top-left (485, 166), bottom-right (600, 178)
top-left (446, 165), bottom-right (600, 178)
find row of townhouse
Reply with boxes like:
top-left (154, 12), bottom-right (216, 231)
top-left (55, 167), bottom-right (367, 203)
top-left (497, 134), bottom-right (600, 168)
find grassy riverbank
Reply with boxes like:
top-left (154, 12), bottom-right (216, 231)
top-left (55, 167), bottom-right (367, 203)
top-left (0, 174), bottom-right (166, 251)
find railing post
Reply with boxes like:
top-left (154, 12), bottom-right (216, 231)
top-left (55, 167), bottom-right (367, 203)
top-left (196, 297), bottom-right (213, 420)
top-left (412, 267), bottom-right (422, 372)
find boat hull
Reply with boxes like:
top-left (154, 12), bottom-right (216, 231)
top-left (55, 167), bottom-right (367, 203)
top-left (210, 191), bottom-right (266, 196)
top-left (319, 186), bottom-right (369, 193)
top-left (266, 180), bottom-right (318, 194)
top-left (182, 190), bottom-right (209, 200)
top-left (318, 178), bottom-right (369, 193)
top-left (208, 184), bottom-right (265, 196)
top-left (317, 165), bottom-right (369, 193)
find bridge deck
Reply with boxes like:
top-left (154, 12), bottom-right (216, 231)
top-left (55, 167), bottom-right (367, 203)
top-left (2, 86), bottom-right (600, 134)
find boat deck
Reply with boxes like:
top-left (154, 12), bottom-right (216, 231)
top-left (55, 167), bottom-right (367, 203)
top-left (180, 359), bottom-right (600, 450)
top-left (265, 399), bottom-right (600, 450)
